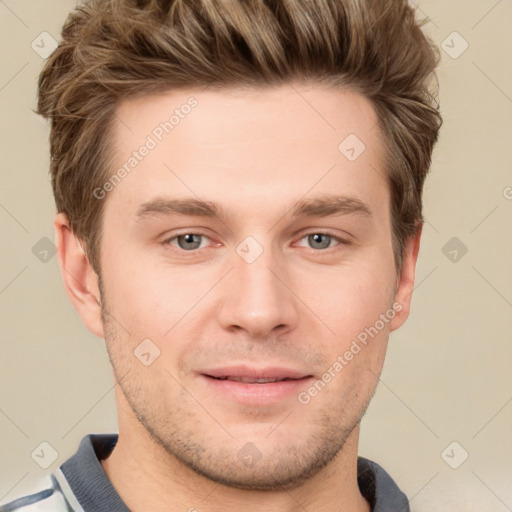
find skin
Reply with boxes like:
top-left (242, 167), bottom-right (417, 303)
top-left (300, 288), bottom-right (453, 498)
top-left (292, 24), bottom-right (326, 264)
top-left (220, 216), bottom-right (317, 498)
top-left (55, 83), bottom-right (421, 512)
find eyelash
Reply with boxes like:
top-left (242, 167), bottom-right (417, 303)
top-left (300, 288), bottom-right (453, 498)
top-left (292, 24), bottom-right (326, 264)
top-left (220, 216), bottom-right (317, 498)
top-left (163, 231), bottom-right (351, 254)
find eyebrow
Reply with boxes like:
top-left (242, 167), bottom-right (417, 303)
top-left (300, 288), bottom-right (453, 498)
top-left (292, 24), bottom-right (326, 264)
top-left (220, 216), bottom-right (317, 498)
top-left (135, 194), bottom-right (373, 224)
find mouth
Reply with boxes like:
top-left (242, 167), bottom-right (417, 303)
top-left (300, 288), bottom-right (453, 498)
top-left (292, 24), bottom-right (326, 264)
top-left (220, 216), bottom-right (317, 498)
top-left (202, 365), bottom-right (312, 382)
top-left (207, 376), bottom-right (302, 384)
top-left (199, 366), bottom-right (314, 404)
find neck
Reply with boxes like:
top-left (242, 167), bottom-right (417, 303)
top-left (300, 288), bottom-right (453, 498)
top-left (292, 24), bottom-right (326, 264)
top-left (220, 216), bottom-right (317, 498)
top-left (101, 395), bottom-right (370, 512)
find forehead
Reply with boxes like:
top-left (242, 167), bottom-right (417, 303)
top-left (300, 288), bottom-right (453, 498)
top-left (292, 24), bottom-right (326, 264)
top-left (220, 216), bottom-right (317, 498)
top-left (106, 83), bottom-right (388, 220)
top-left (113, 83), bottom-right (381, 148)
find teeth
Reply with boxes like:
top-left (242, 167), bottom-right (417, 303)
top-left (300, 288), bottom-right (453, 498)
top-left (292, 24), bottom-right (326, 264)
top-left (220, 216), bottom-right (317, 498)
top-left (216, 376), bottom-right (288, 383)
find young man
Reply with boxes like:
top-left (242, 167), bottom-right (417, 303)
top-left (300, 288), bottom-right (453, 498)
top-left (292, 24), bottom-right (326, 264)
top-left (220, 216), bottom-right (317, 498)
top-left (1, 0), bottom-right (442, 510)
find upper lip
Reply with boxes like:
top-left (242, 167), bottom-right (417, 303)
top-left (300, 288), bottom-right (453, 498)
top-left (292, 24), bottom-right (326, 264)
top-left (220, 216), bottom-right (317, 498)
top-left (202, 365), bottom-right (312, 380)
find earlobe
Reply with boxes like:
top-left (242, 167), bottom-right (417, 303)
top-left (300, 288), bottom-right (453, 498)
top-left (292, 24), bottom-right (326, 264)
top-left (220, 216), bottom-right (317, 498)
top-left (54, 213), bottom-right (105, 338)
top-left (389, 224), bottom-right (422, 332)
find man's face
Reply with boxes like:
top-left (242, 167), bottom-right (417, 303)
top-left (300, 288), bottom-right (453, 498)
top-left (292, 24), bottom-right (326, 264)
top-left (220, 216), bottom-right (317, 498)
top-left (97, 84), bottom-right (405, 489)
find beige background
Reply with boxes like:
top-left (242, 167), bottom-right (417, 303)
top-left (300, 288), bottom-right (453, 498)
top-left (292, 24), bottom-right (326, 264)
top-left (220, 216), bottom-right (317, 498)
top-left (1, 1), bottom-right (511, 510)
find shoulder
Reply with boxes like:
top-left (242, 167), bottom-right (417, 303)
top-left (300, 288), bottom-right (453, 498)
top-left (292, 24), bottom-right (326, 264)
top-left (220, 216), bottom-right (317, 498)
top-left (357, 456), bottom-right (410, 512)
top-left (0, 434), bottom-right (119, 512)
top-left (0, 472), bottom-right (75, 512)
top-left (0, 434), bottom-right (117, 512)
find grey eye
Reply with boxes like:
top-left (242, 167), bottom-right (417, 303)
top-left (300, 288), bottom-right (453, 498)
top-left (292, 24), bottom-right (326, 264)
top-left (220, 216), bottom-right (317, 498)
top-left (306, 233), bottom-right (334, 250)
top-left (175, 234), bottom-right (205, 250)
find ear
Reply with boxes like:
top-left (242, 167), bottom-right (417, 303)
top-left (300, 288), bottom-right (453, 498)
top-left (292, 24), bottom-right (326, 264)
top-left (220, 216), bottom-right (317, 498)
top-left (54, 213), bottom-right (105, 338)
top-left (389, 224), bottom-right (422, 332)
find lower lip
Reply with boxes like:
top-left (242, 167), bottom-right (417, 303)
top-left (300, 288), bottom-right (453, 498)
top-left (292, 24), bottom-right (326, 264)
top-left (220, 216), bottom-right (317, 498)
top-left (200, 375), bottom-right (313, 404)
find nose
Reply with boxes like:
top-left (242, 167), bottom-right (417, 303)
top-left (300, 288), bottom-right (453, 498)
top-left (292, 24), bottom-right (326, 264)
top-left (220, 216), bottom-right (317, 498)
top-left (216, 241), bottom-right (299, 339)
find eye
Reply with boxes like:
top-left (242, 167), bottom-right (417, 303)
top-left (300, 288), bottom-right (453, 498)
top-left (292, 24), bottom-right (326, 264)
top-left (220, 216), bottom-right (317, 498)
top-left (166, 233), bottom-right (211, 251)
top-left (296, 232), bottom-right (348, 250)
top-left (163, 231), bottom-right (349, 253)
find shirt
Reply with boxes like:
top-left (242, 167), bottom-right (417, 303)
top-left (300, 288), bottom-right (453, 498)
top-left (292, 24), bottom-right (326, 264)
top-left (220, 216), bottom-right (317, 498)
top-left (0, 434), bottom-right (410, 511)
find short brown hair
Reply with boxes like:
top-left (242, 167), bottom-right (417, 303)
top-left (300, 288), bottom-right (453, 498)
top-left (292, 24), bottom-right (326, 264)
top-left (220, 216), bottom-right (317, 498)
top-left (38, 0), bottom-right (442, 274)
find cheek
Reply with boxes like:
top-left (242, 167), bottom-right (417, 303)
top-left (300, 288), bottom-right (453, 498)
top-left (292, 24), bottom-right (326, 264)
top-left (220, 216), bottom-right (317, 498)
top-left (108, 277), bottom-right (181, 338)
top-left (101, 250), bottom-right (217, 345)
top-left (304, 260), bottom-right (395, 338)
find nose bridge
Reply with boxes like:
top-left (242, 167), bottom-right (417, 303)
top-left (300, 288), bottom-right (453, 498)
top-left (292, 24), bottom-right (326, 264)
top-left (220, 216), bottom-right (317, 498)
top-left (217, 235), bottom-right (298, 336)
